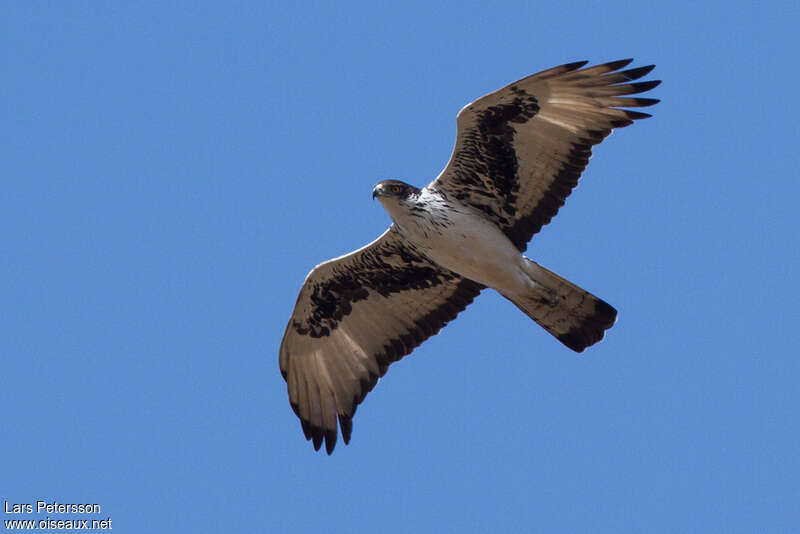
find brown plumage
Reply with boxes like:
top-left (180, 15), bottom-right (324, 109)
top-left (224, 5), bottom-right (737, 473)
top-left (280, 59), bottom-right (660, 453)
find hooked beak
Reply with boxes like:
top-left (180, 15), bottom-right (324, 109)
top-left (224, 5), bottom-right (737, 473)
top-left (372, 184), bottom-right (385, 200)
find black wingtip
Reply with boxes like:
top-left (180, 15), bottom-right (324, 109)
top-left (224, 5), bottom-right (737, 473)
top-left (631, 97), bottom-right (661, 107)
top-left (625, 110), bottom-right (653, 120)
top-left (338, 414), bottom-right (353, 445)
top-left (290, 402), bottom-right (302, 418)
top-left (324, 429), bottom-right (337, 455)
top-left (610, 118), bottom-right (634, 129)
top-left (300, 419), bottom-right (325, 451)
top-left (297, 415), bottom-right (352, 454)
top-left (310, 428), bottom-right (323, 451)
top-left (300, 418), bottom-right (313, 439)
top-left (630, 80), bottom-right (662, 93)
top-left (618, 64), bottom-right (656, 81)
top-left (603, 58), bottom-right (635, 71)
top-left (565, 60), bottom-right (590, 71)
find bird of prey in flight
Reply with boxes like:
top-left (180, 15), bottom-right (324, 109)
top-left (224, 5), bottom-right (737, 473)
top-left (280, 59), bottom-right (660, 453)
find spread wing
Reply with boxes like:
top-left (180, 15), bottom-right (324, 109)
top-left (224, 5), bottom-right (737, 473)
top-left (279, 227), bottom-right (484, 454)
top-left (431, 59), bottom-right (660, 251)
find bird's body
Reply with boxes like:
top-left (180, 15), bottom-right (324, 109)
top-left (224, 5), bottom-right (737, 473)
top-left (382, 186), bottom-right (523, 291)
top-left (374, 181), bottom-right (616, 355)
top-left (280, 59), bottom-right (660, 453)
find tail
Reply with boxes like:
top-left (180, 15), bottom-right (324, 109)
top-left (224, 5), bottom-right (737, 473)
top-left (502, 258), bottom-right (617, 352)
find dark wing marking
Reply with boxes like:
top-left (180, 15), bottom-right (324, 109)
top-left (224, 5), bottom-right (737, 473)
top-left (431, 59), bottom-right (660, 251)
top-left (279, 227), bottom-right (483, 454)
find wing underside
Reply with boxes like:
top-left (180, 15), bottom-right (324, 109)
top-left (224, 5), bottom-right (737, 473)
top-left (433, 59), bottom-right (660, 251)
top-left (279, 228), bottom-right (483, 453)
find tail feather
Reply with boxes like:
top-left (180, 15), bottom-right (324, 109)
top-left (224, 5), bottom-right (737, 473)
top-left (503, 259), bottom-right (617, 352)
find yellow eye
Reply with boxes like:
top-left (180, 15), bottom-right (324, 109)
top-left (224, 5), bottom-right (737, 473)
top-left (391, 185), bottom-right (401, 193)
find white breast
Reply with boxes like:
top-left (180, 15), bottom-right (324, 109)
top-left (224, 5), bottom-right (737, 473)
top-left (391, 189), bottom-right (527, 292)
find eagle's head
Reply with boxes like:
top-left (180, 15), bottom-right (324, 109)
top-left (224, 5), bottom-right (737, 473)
top-left (372, 180), bottom-right (423, 224)
top-left (372, 180), bottom-right (420, 201)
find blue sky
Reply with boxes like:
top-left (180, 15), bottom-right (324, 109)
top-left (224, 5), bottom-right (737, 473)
top-left (2, 1), bottom-right (799, 532)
